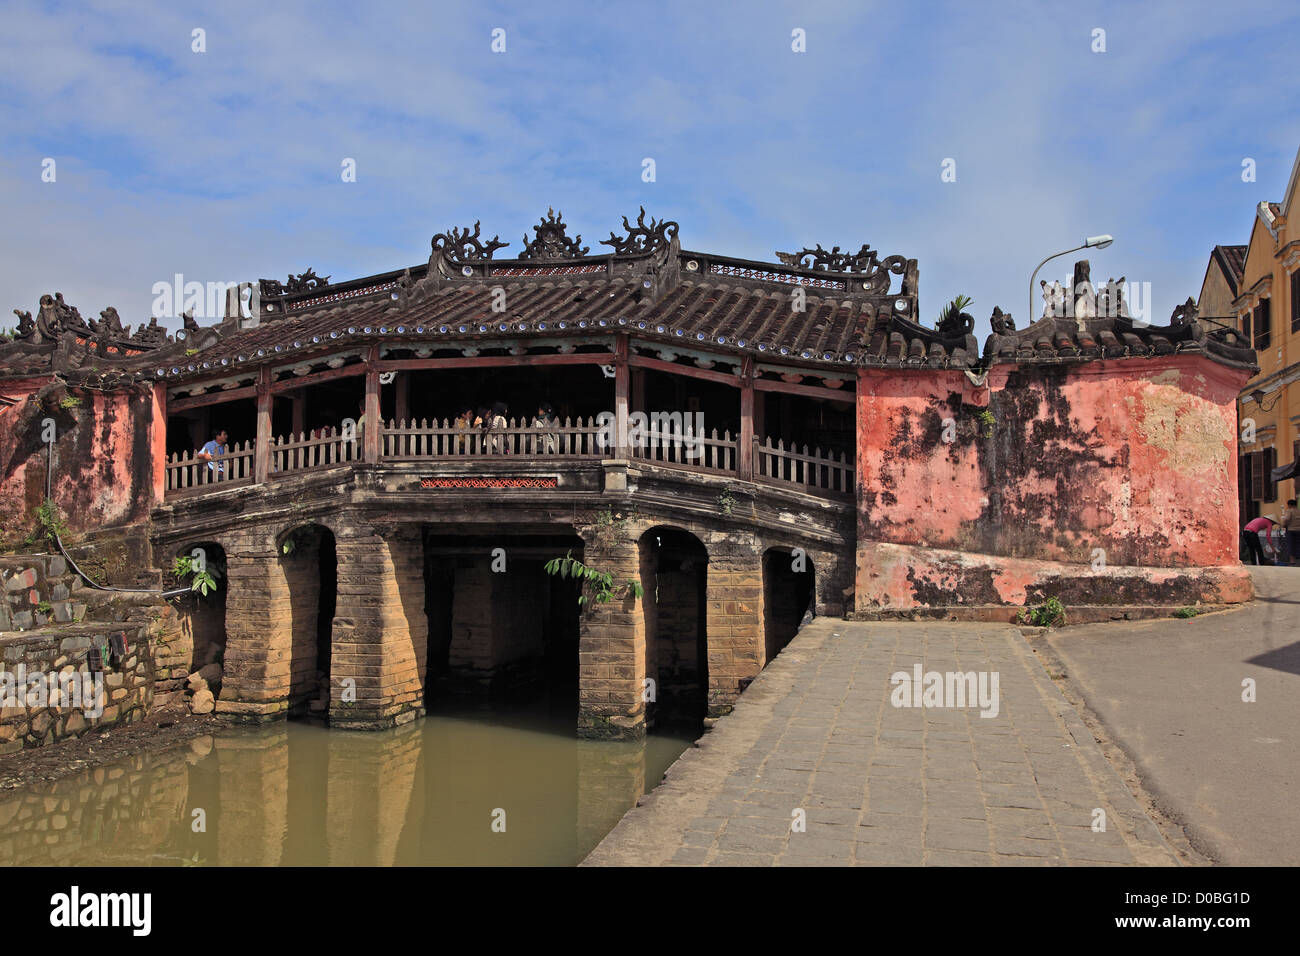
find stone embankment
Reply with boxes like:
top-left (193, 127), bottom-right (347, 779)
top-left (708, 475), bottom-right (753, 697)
top-left (0, 552), bottom-right (210, 752)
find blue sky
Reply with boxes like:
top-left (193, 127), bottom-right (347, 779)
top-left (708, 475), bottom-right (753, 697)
top-left (2, 0), bottom-right (1299, 338)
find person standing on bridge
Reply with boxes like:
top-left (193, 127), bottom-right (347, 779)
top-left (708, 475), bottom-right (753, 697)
top-left (196, 429), bottom-right (229, 478)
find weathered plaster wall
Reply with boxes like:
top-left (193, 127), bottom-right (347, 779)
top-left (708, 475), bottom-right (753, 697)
top-left (0, 379), bottom-right (164, 562)
top-left (856, 355), bottom-right (1251, 610)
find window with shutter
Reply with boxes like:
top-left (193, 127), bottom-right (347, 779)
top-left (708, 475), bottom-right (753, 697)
top-left (1255, 300), bottom-right (1271, 349)
top-left (1242, 311), bottom-right (1252, 340)
top-left (1252, 450), bottom-right (1265, 501)
top-left (1292, 271), bottom-right (1300, 334)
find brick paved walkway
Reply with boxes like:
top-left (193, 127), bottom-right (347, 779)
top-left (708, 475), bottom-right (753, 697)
top-left (584, 620), bottom-right (1177, 866)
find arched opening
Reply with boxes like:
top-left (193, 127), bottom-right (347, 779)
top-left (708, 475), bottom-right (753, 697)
top-left (423, 530), bottom-right (583, 721)
top-left (173, 541), bottom-right (227, 685)
top-left (762, 547), bottom-right (815, 662)
top-left (279, 524), bottom-right (337, 719)
top-left (639, 526), bottom-right (709, 733)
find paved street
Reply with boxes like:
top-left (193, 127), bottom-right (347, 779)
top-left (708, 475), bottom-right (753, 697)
top-left (585, 619), bottom-right (1177, 866)
top-left (1044, 566), bottom-right (1300, 866)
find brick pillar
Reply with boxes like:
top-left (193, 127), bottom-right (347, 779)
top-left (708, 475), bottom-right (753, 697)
top-left (330, 526), bottom-right (427, 730)
top-left (705, 532), bottom-right (765, 716)
top-left (577, 533), bottom-right (646, 739)
top-left (216, 546), bottom-right (293, 720)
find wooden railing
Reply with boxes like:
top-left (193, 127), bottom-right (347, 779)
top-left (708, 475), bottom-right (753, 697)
top-left (754, 438), bottom-right (854, 497)
top-left (629, 424), bottom-right (737, 477)
top-left (380, 417), bottom-right (606, 459)
top-left (271, 426), bottom-right (359, 474)
top-left (164, 440), bottom-right (255, 495)
top-left (162, 422), bottom-right (855, 500)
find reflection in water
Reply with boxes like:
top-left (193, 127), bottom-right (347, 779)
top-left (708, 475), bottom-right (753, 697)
top-left (0, 710), bottom-right (690, 866)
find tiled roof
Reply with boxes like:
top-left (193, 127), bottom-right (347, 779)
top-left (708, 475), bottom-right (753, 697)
top-left (1212, 244), bottom-right (1247, 296)
top-left (147, 210), bottom-right (980, 384)
top-left (984, 261), bottom-right (1256, 372)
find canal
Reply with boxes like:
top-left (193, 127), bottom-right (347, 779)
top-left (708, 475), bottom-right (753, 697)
top-left (0, 706), bottom-right (692, 866)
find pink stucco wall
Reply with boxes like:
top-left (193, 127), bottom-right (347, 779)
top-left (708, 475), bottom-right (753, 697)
top-left (856, 355), bottom-right (1250, 609)
top-left (0, 379), bottom-right (164, 546)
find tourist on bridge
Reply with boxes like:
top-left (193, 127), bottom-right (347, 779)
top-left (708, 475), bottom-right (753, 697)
top-left (532, 402), bottom-right (557, 454)
top-left (487, 401), bottom-right (509, 454)
top-left (454, 405), bottom-right (474, 453)
top-left (196, 429), bottom-right (229, 477)
top-left (1243, 514), bottom-right (1278, 566)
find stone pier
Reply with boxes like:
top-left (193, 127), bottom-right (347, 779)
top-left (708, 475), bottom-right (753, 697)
top-left (216, 539), bottom-right (293, 721)
top-left (330, 527), bottom-right (427, 730)
top-left (577, 531), bottom-right (647, 740)
top-left (704, 532), bottom-right (765, 716)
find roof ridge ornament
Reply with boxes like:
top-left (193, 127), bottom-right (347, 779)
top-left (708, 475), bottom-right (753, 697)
top-left (259, 268), bottom-right (332, 298)
top-left (600, 206), bottom-right (680, 256)
top-left (431, 221), bottom-right (510, 265)
top-left (774, 244), bottom-right (916, 295)
top-left (519, 208), bottom-right (588, 260)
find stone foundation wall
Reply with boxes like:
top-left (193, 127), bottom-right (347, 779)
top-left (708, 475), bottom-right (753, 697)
top-left (0, 624), bottom-right (153, 753)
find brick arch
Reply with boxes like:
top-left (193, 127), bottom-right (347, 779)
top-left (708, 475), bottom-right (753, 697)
top-left (275, 523), bottom-right (338, 715)
top-left (638, 525), bottom-right (710, 729)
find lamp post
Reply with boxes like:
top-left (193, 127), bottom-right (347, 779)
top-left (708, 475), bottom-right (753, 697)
top-left (1028, 235), bottom-right (1114, 323)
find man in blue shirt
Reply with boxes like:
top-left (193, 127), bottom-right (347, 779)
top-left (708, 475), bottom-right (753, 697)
top-left (197, 429), bottom-right (229, 476)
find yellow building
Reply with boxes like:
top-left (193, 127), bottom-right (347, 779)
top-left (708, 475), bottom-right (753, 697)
top-left (1221, 146), bottom-right (1300, 527)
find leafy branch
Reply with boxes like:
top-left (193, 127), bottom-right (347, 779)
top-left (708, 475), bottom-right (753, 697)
top-left (544, 550), bottom-right (644, 607)
top-left (173, 555), bottom-right (220, 597)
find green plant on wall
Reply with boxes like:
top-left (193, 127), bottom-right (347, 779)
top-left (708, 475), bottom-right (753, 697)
top-left (592, 507), bottom-right (635, 544)
top-left (58, 395), bottom-right (81, 410)
top-left (544, 550), bottom-right (644, 607)
top-left (172, 554), bottom-right (220, 597)
top-left (1016, 596), bottom-right (1066, 628)
top-left (976, 408), bottom-right (995, 438)
top-left (717, 490), bottom-right (737, 516)
top-left (24, 500), bottom-right (69, 548)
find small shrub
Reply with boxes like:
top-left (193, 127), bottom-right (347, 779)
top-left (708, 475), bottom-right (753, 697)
top-left (1173, 606), bottom-right (1199, 619)
top-left (58, 395), bottom-right (82, 409)
top-left (1016, 596), bottom-right (1066, 628)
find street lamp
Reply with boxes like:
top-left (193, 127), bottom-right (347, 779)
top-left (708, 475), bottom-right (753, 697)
top-left (1028, 235), bottom-right (1115, 324)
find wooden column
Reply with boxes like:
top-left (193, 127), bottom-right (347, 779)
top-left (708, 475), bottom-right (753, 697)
top-left (394, 372), bottom-right (409, 425)
top-left (614, 334), bottom-right (630, 459)
top-left (254, 365), bottom-right (272, 483)
top-left (738, 356), bottom-right (754, 479)
top-left (364, 346), bottom-right (381, 463)
top-left (291, 391), bottom-right (305, 438)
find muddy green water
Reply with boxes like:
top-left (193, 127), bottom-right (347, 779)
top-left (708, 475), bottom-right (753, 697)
top-left (0, 709), bottom-right (691, 866)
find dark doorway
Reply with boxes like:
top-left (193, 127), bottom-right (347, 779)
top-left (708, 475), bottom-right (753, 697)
top-left (640, 527), bottom-right (709, 733)
top-left (762, 548), bottom-right (814, 662)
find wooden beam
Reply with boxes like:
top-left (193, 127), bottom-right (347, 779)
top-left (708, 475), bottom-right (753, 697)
top-left (614, 335), bottom-right (629, 458)
top-left (254, 365), bottom-right (272, 484)
top-left (738, 356), bottom-right (754, 479)
top-left (291, 392), bottom-right (305, 437)
top-left (754, 376), bottom-right (855, 404)
top-left (364, 346), bottom-right (381, 463)
top-left (269, 363), bottom-right (366, 395)
top-left (374, 352), bottom-right (615, 372)
top-left (626, 353), bottom-right (740, 387)
top-left (167, 384), bottom-right (259, 412)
